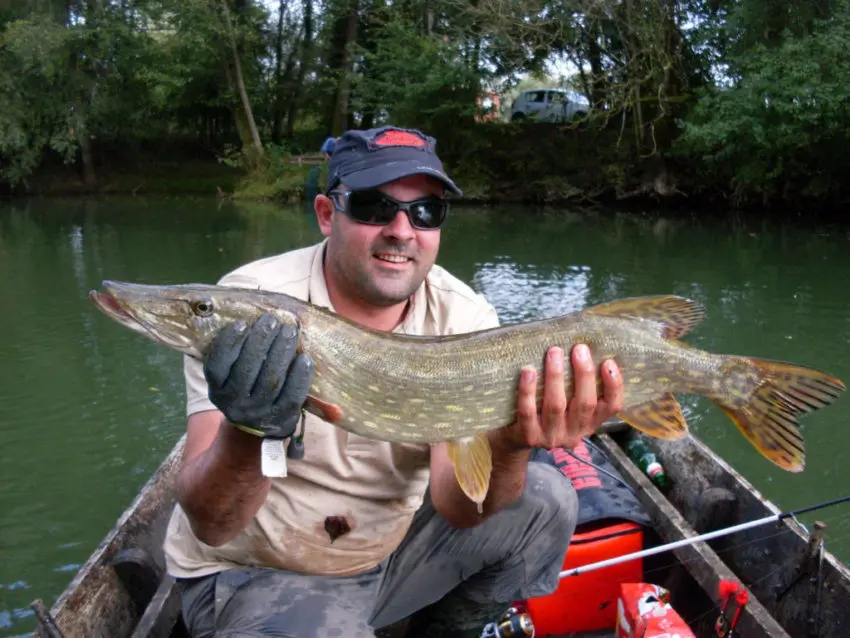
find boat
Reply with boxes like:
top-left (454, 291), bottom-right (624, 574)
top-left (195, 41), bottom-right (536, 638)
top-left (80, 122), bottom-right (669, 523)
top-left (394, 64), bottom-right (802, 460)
top-left (31, 426), bottom-right (850, 638)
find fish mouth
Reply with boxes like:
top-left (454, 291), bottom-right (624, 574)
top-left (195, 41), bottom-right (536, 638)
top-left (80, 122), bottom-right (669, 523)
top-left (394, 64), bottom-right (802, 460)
top-left (89, 289), bottom-right (137, 325)
top-left (88, 284), bottom-right (198, 354)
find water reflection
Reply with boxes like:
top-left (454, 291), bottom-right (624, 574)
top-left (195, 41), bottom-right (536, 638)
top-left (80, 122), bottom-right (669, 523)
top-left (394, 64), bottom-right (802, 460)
top-left (471, 258), bottom-right (591, 324)
top-left (0, 197), bottom-right (848, 637)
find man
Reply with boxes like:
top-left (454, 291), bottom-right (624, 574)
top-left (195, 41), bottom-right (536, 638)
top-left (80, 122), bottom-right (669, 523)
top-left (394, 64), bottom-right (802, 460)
top-left (164, 126), bottom-right (624, 638)
top-left (320, 135), bottom-right (336, 158)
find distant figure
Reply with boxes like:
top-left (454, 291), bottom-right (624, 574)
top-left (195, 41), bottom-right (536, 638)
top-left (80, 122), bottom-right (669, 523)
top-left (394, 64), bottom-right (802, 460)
top-left (320, 136), bottom-right (337, 158)
top-left (307, 137), bottom-right (336, 208)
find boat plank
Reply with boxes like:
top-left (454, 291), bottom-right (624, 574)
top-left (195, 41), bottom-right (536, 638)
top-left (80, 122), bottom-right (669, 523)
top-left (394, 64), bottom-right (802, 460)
top-left (130, 574), bottom-right (185, 638)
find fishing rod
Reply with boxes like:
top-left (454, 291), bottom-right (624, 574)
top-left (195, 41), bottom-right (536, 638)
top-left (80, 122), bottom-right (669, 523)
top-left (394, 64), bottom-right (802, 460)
top-left (559, 493), bottom-right (850, 579)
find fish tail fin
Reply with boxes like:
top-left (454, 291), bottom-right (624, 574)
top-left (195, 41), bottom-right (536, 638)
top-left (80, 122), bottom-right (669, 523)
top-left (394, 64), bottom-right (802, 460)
top-left (715, 358), bottom-right (845, 472)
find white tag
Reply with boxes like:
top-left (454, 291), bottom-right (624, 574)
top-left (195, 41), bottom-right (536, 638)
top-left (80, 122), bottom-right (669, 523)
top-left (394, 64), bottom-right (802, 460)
top-left (261, 438), bottom-right (287, 477)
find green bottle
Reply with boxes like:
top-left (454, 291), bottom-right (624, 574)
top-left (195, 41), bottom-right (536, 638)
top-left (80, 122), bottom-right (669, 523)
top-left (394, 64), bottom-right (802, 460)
top-left (626, 438), bottom-right (671, 490)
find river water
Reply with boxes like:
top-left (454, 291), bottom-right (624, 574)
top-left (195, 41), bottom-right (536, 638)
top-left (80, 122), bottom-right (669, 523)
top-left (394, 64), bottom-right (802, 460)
top-left (1, 197), bottom-right (848, 636)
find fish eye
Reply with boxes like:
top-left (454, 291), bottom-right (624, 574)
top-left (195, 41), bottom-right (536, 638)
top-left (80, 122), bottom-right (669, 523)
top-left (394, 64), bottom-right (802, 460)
top-left (191, 300), bottom-right (214, 317)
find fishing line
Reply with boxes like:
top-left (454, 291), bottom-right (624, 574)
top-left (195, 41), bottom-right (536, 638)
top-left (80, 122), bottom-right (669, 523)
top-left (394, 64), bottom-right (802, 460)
top-left (640, 519), bottom-right (850, 599)
top-left (659, 505), bottom-right (850, 570)
top-left (540, 524), bottom-right (796, 604)
top-left (559, 494), bottom-right (850, 579)
top-left (679, 525), bottom-right (850, 631)
top-left (538, 512), bottom-right (850, 606)
top-left (543, 522), bottom-right (850, 634)
top-left (559, 438), bottom-right (639, 496)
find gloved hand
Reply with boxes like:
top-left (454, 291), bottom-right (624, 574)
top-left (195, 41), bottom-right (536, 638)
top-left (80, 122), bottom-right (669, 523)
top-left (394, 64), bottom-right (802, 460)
top-left (203, 313), bottom-right (314, 439)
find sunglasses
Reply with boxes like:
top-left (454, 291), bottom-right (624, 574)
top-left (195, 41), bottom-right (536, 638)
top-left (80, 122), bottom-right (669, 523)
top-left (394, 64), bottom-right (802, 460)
top-left (328, 189), bottom-right (449, 230)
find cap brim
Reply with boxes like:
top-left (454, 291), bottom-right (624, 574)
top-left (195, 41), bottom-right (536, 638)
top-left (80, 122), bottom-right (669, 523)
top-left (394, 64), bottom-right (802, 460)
top-left (333, 160), bottom-right (463, 197)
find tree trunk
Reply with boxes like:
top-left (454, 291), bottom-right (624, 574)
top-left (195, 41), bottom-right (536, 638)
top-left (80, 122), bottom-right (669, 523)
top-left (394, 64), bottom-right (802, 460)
top-left (78, 122), bottom-right (97, 186)
top-left (68, 0), bottom-right (97, 186)
top-left (360, 110), bottom-right (375, 129)
top-left (223, 61), bottom-right (253, 148)
top-left (330, 1), bottom-right (359, 137)
top-left (284, 0), bottom-right (313, 139)
top-left (271, 0), bottom-right (286, 143)
top-left (587, 23), bottom-right (604, 109)
top-left (220, 0), bottom-right (263, 154)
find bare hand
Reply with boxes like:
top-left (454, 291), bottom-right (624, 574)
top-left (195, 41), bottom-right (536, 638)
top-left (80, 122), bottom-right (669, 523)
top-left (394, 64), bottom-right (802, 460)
top-left (499, 344), bottom-right (624, 450)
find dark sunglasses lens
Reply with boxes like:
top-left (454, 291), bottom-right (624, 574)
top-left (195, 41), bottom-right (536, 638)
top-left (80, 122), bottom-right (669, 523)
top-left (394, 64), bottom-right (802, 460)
top-left (407, 201), bottom-right (446, 229)
top-left (346, 191), bottom-right (397, 224)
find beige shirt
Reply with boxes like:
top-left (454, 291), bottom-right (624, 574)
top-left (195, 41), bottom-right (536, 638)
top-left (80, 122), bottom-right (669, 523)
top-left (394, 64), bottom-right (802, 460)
top-left (163, 240), bottom-right (500, 579)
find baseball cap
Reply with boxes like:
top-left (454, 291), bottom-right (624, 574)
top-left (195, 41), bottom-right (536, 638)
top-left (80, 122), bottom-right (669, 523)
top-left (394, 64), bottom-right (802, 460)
top-left (325, 126), bottom-right (462, 197)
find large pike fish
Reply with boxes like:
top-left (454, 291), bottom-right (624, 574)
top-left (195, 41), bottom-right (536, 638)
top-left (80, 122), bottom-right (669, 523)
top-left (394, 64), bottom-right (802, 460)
top-left (89, 281), bottom-right (845, 511)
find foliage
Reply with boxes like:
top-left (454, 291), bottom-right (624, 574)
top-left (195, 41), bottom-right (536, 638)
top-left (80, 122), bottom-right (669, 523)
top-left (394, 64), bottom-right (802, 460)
top-left (223, 142), bottom-right (329, 201)
top-left (0, 13), bottom-right (90, 182)
top-left (353, 19), bottom-right (481, 131)
top-left (1, 0), bottom-right (849, 211)
top-left (673, 1), bottom-right (850, 205)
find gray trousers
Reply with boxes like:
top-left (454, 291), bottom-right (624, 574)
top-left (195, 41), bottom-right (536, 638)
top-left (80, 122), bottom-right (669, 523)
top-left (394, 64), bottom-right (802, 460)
top-left (179, 463), bottom-right (577, 638)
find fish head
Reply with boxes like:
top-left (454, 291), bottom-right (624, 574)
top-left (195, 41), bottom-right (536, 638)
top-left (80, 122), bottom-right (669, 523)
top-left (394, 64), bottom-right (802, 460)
top-left (89, 280), bottom-right (288, 359)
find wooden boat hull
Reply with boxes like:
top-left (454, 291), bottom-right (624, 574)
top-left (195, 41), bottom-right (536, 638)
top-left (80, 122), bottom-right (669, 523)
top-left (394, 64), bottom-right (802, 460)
top-left (32, 428), bottom-right (850, 638)
top-left (599, 429), bottom-right (850, 638)
top-left (33, 437), bottom-right (188, 638)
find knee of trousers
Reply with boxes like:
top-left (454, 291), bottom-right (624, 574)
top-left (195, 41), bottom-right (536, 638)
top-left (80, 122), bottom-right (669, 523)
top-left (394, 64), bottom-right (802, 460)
top-left (498, 463), bottom-right (579, 600)
top-left (524, 462), bottom-right (579, 546)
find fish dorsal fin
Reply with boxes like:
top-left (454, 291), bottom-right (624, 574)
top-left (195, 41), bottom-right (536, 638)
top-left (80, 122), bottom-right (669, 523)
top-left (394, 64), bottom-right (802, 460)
top-left (618, 393), bottom-right (689, 439)
top-left (446, 433), bottom-right (493, 514)
top-left (585, 295), bottom-right (706, 340)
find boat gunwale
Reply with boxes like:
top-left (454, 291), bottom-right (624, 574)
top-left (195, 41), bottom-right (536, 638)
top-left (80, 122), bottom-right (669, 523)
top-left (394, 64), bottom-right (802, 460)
top-left (35, 435), bottom-right (186, 638)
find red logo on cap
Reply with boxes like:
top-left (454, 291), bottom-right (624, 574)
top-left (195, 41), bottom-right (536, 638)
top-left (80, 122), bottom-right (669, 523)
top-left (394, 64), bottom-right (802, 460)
top-left (375, 130), bottom-right (425, 147)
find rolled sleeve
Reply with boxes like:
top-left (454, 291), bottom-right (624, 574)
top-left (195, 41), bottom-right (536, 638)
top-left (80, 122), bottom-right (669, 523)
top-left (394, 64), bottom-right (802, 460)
top-left (184, 354), bottom-right (216, 417)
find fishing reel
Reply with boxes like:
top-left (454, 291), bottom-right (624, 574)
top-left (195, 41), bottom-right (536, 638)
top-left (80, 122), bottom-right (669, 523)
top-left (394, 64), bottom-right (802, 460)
top-left (480, 606), bottom-right (535, 638)
top-left (715, 579), bottom-right (749, 638)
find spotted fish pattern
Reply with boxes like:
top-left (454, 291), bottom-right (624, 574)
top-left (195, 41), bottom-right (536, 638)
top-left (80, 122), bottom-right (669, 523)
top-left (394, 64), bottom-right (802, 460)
top-left (90, 283), bottom-right (847, 511)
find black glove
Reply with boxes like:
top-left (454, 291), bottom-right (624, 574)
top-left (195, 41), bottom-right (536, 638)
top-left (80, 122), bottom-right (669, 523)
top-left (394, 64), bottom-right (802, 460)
top-left (203, 313), bottom-right (314, 440)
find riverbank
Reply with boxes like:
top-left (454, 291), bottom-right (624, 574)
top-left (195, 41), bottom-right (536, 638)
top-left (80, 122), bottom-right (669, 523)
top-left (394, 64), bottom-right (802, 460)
top-left (8, 160), bottom-right (241, 198)
top-left (5, 122), bottom-right (848, 218)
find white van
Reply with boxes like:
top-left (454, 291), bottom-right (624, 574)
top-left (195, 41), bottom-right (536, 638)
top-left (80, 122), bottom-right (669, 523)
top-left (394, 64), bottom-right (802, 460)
top-left (509, 89), bottom-right (589, 122)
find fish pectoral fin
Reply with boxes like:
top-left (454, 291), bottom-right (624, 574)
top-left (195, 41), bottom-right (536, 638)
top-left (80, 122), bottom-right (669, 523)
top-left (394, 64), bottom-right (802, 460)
top-left (446, 434), bottom-right (493, 514)
top-left (618, 394), bottom-right (688, 440)
top-left (585, 296), bottom-right (706, 340)
top-left (305, 395), bottom-right (343, 424)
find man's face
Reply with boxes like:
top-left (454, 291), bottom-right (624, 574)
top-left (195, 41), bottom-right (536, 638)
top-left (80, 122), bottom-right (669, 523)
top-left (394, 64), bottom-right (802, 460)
top-left (316, 174), bottom-right (444, 308)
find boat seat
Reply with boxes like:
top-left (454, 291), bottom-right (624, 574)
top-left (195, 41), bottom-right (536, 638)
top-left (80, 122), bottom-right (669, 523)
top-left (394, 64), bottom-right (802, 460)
top-left (130, 573), bottom-right (188, 638)
top-left (108, 548), bottom-right (189, 638)
top-left (109, 548), bottom-right (161, 617)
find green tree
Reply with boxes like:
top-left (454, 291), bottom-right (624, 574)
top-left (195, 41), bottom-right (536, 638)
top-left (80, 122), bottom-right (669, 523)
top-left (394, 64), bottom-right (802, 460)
top-left (674, 0), bottom-right (850, 205)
